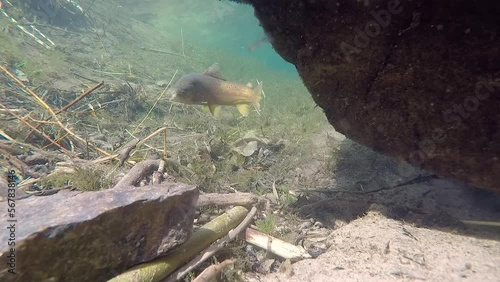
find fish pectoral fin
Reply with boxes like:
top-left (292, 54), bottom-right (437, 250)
top-left (236, 104), bottom-right (250, 117)
top-left (206, 104), bottom-right (221, 117)
top-left (202, 105), bottom-right (211, 113)
top-left (211, 105), bottom-right (221, 117)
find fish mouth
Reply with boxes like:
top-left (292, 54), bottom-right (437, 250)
top-left (167, 89), bottom-right (178, 101)
top-left (168, 92), bottom-right (190, 104)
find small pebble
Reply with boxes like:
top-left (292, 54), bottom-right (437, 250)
top-left (308, 246), bottom-right (327, 258)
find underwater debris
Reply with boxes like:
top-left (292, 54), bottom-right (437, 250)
top-left (230, 130), bottom-right (270, 157)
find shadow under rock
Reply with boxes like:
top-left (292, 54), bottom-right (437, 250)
top-left (292, 139), bottom-right (500, 241)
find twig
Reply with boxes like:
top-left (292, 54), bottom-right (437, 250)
top-left (71, 72), bottom-right (101, 83)
top-left (139, 46), bottom-right (187, 58)
top-left (124, 127), bottom-right (169, 162)
top-left (246, 228), bottom-right (312, 261)
top-left (92, 154), bottom-right (118, 164)
top-left (113, 159), bottom-right (162, 187)
top-left (166, 207), bottom-right (257, 282)
top-left (0, 65), bottom-right (111, 157)
top-left (125, 130), bottom-right (158, 153)
top-left (180, 27), bottom-right (185, 57)
top-left (192, 259), bottom-right (234, 282)
top-left (56, 81), bottom-right (104, 114)
top-left (152, 160), bottom-right (165, 184)
top-left (0, 65), bottom-right (60, 121)
top-left (25, 81), bottom-right (104, 140)
top-left (272, 181), bottom-right (279, 204)
top-left (0, 129), bottom-right (14, 140)
top-left (163, 128), bottom-right (167, 159)
top-left (197, 193), bottom-right (260, 208)
top-left (74, 98), bottom-right (125, 113)
top-left (302, 174), bottom-right (439, 195)
top-left (0, 101), bottom-right (75, 157)
top-left (117, 139), bottom-right (139, 166)
top-left (136, 127), bottom-right (168, 149)
top-left (26, 116), bottom-right (58, 124)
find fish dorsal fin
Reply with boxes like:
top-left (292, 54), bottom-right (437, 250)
top-left (204, 63), bottom-right (224, 80)
top-left (236, 104), bottom-right (250, 117)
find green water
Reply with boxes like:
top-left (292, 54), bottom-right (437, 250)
top-left (137, 0), bottom-right (298, 77)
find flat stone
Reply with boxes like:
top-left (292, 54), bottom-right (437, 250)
top-left (0, 183), bottom-right (199, 282)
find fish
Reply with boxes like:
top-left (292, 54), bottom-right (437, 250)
top-left (168, 63), bottom-right (263, 117)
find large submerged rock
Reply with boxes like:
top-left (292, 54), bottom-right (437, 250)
top-left (243, 0), bottom-right (500, 191)
top-left (0, 183), bottom-right (199, 282)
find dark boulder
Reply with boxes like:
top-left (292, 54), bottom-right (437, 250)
top-left (243, 0), bottom-right (500, 191)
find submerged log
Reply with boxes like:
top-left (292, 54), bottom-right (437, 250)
top-left (0, 183), bottom-right (199, 282)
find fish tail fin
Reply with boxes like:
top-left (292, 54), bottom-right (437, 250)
top-left (253, 81), bottom-right (263, 113)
